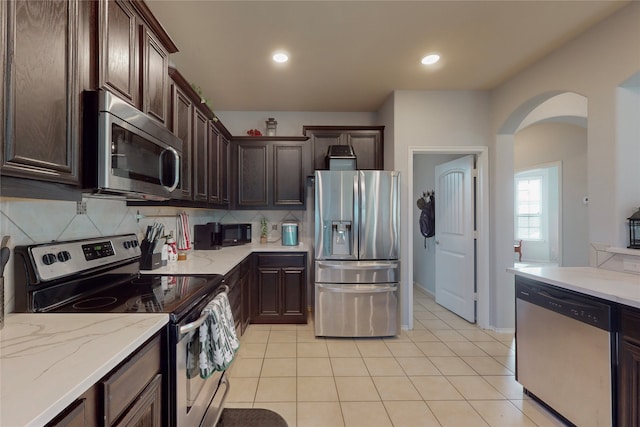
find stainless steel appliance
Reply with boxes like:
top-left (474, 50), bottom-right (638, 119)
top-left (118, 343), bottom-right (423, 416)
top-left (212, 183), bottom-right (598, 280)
top-left (515, 276), bottom-right (616, 427)
top-left (14, 234), bottom-right (230, 427)
top-left (83, 90), bottom-right (182, 201)
top-left (314, 170), bottom-right (400, 337)
top-left (326, 144), bottom-right (357, 170)
top-left (194, 223), bottom-right (252, 250)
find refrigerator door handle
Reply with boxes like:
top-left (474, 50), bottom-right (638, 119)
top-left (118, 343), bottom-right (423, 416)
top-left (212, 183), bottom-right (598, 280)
top-left (316, 261), bottom-right (398, 270)
top-left (317, 284), bottom-right (398, 293)
top-left (353, 172), bottom-right (360, 258)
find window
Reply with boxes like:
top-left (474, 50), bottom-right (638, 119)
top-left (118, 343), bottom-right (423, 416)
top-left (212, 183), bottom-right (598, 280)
top-left (516, 176), bottom-right (542, 240)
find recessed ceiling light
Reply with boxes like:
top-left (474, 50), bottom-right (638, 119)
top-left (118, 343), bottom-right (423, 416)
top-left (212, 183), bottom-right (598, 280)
top-left (272, 52), bottom-right (289, 63)
top-left (421, 54), bottom-right (440, 65)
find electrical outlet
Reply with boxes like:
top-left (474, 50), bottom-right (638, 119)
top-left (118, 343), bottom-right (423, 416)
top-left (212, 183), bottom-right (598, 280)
top-left (76, 201), bottom-right (87, 215)
top-left (272, 224), bottom-right (278, 230)
top-left (623, 259), bottom-right (640, 273)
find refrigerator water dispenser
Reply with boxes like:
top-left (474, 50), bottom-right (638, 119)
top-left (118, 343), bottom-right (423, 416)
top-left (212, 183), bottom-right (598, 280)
top-left (331, 221), bottom-right (352, 255)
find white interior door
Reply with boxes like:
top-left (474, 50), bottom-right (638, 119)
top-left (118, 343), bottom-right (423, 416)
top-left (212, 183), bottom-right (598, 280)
top-left (435, 155), bottom-right (476, 322)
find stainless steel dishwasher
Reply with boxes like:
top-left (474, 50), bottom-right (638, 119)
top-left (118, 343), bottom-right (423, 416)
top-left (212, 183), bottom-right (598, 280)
top-left (515, 276), bottom-right (616, 427)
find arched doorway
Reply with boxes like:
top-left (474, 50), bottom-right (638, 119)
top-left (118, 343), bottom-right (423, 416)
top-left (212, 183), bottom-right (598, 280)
top-left (493, 91), bottom-right (588, 329)
top-left (513, 93), bottom-right (589, 267)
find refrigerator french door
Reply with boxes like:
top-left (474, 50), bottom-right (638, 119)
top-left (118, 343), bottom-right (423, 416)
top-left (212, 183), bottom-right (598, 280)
top-left (314, 170), bottom-right (400, 337)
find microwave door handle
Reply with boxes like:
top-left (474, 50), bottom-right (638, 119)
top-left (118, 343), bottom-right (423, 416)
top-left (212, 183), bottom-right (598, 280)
top-left (159, 147), bottom-right (180, 192)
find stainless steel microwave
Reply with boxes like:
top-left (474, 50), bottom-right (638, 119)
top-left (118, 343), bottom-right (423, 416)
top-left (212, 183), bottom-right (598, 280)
top-left (82, 90), bottom-right (182, 200)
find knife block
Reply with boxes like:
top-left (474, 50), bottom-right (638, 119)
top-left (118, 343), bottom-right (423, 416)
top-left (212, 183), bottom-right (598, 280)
top-left (140, 240), bottom-right (162, 270)
top-left (140, 252), bottom-right (162, 270)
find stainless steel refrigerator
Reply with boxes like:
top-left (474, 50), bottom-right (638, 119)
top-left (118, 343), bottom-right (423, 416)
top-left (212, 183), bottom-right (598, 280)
top-left (314, 170), bottom-right (400, 337)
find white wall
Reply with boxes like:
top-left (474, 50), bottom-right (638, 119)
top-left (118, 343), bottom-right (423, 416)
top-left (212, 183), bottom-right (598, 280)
top-left (514, 122), bottom-right (589, 266)
top-left (382, 90), bottom-right (492, 328)
top-left (490, 2), bottom-right (640, 329)
top-left (215, 111), bottom-right (377, 136)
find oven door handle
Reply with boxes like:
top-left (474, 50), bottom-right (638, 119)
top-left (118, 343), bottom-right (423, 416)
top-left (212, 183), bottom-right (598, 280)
top-left (179, 285), bottom-right (229, 335)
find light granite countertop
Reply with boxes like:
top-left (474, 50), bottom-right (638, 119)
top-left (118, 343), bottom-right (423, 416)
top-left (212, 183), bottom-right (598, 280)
top-left (141, 240), bottom-right (311, 276)
top-left (0, 313), bottom-right (168, 427)
top-left (508, 266), bottom-right (640, 308)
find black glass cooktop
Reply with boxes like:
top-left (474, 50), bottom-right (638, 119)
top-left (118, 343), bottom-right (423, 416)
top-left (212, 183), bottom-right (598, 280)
top-left (38, 274), bottom-right (224, 322)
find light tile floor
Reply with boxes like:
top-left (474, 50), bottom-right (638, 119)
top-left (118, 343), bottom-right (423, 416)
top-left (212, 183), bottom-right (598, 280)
top-left (225, 287), bottom-right (567, 427)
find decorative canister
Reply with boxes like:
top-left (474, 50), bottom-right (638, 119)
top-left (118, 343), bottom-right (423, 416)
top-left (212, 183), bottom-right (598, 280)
top-left (281, 222), bottom-right (299, 246)
top-left (266, 117), bottom-right (277, 136)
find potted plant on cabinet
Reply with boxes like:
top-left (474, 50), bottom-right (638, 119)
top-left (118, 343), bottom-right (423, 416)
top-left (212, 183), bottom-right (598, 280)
top-left (260, 218), bottom-right (268, 244)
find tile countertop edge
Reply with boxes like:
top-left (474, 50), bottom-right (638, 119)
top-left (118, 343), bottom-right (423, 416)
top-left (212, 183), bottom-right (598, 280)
top-left (0, 313), bottom-right (169, 427)
top-left (508, 266), bottom-right (640, 309)
top-left (141, 240), bottom-right (311, 276)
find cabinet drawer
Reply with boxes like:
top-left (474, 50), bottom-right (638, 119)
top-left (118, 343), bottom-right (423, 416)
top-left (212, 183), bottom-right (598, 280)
top-left (257, 253), bottom-right (306, 268)
top-left (103, 334), bottom-right (161, 425)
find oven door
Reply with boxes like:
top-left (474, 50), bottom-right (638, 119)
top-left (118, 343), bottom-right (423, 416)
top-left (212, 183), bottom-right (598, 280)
top-left (175, 303), bottom-right (231, 427)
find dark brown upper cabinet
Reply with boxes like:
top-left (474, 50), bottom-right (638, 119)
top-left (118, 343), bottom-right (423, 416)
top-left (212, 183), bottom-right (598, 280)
top-left (98, 0), bottom-right (138, 105)
top-left (1, 0), bottom-right (84, 185)
top-left (169, 69), bottom-right (194, 200)
top-left (97, 0), bottom-right (177, 126)
top-left (303, 126), bottom-right (384, 170)
top-left (231, 137), bottom-right (310, 210)
top-left (166, 66), bottom-right (230, 208)
top-left (140, 25), bottom-right (170, 125)
top-left (208, 123), bottom-right (230, 207)
top-left (193, 107), bottom-right (209, 202)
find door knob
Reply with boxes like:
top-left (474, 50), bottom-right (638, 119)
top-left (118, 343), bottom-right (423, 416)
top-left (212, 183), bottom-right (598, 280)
top-left (435, 240), bottom-right (440, 245)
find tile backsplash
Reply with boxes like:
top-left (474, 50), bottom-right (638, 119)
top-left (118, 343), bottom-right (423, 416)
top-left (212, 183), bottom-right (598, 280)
top-left (0, 195), bottom-right (313, 314)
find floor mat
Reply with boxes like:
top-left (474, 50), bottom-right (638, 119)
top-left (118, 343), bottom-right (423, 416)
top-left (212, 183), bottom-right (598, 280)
top-left (216, 408), bottom-right (288, 427)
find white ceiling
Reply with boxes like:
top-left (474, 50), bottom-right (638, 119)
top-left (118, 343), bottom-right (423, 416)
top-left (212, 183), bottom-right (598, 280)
top-left (146, 0), bottom-right (629, 112)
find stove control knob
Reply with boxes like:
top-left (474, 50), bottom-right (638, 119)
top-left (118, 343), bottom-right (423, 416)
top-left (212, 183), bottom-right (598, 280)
top-left (124, 241), bottom-right (131, 249)
top-left (42, 253), bottom-right (57, 265)
top-left (132, 239), bottom-right (139, 248)
top-left (57, 251), bottom-right (71, 262)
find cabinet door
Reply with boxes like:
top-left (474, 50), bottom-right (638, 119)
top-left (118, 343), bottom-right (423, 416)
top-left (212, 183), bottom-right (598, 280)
top-left (193, 108), bottom-right (208, 202)
top-left (140, 25), bottom-right (169, 125)
top-left (237, 143), bottom-right (269, 208)
top-left (113, 374), bottom-right (162, 427)
top-left (220, 135), bottom-right (230, 205)
top-left (170, 82), bottom-right (193, 200)
top-left (208, 122), bottom-right (221, 204)
top-left (99, 0), bottom-right (138, 105)
top-left (619, 339), bottom-right (640, 427)
top-left (347, 130), bottom-right (382, 170)
top-left (2, 0), bottom-right (80, 184)
top-left (282, 268), bottom-right (305, 317)
top-left (619, 308), bottom-right (640, 427)
top-left (240, 267), bottom-right (251, 333)
top-left (274, 143), bottom-right (306, 208)
top-left (255, 267), bottom-right (280, 319)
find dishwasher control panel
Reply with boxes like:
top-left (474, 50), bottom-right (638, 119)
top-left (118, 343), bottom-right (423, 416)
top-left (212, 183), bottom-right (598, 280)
top-left (515, 276), bottom-right (613, 331)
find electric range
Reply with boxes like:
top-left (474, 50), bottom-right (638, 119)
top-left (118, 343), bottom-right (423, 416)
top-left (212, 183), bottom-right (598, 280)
top-left (13, 233), bottom-right (228, 427)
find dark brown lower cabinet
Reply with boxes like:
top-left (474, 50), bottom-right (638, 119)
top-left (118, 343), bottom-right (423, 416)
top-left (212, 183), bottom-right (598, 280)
top-left (619, 307), bottom-right (640, 427)
top-left (112, 374), bottom-right (162, 427)
top-left (46, 333), bottom-right (164, 427)
top-left (252, 253), bottom-right (307, 324)
top-left (224, 256), bottom-right (252, 336)
top-left (46, 398), bottom-right (87, 427)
